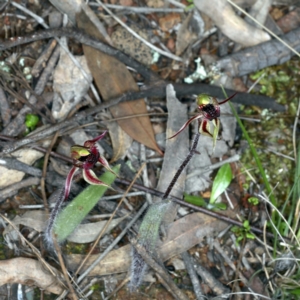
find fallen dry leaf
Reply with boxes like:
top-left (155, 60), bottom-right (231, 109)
top-left (52, 38), bottom-right (92, 121)
top-left (76, 10), bottom-right (163, 156)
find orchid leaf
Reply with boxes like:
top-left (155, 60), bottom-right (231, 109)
top-left (53, 165), bottom-right (120, 243)
top-left (184, 193), bottom-right (207, 207)
top-left (210, 163), bottom-right (233, 203)
top-left (207, 202), bottom-right (227, 210)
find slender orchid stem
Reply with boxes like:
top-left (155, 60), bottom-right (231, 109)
top-left (162, 133), bottom-right (200, 200)
top-left (45, 187), bottom-right (65, 246)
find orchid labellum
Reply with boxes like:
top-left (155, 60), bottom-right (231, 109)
top-left (64, 130), bottom-right (116, 200)
top-left (169, 93), bottom-right (236, 149)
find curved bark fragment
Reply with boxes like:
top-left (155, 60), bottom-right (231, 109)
top-left (194, 0), bottom-right (270, 47)
top-left (0, 258), bottom-right (64, 295)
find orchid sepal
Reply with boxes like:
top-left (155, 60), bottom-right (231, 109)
top-left (217, 92), bottom-right (237, 105)
top-left (168, 114), bottom-right (203, 140)
top-left (64, 166), bottom-right (78, 200)
top-left (84, 130), bottom-right (108, 148)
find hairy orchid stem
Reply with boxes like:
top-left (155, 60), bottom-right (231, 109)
top-left (45, 188), bottom-right (65, 247)
top-left (162, 133), bottom-right (200, 200)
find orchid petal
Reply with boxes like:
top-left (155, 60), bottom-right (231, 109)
top-left (64, 166), bottom-right (78, 200)
top-left (98, 156), bottom-right (119, 177)
top-left (168, 114), bottom-right (203, 139)
top-left (83, 169), bottom-right (111, 188)
top-left (84, 130), bottom-right (108, 148)
top-left (217, 93), bottom-right (237, 105)
top-left (212, 118), bottom-right (220, 150)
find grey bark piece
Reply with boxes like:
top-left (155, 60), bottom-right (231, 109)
top-left (153, 84), bottom-right (188, 225)
top-left (215, 28), bottom-right (300, 77)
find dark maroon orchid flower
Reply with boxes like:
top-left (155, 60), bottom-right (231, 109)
top-left (169, 93), bottom-right (236, 149)
top-left (64, 130), bottom-right (116, 200)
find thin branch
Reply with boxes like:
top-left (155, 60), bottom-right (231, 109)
top-left (53, 239), bottom-right (78, 300)
top-left (89, 3), bottom-right (185, 13)
top-left (181, 252), bottom-right (205, 300)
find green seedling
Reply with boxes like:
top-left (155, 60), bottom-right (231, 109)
top-left (231, 220), bottom-right (255, 245)
top-left (248, 196), bottom-right (259, 206)
top-left (185, 0), bottom-right (195, 11)
top-left (25, 114), bottom-right (39, 134)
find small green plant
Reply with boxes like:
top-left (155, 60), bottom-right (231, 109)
top-left (184, 162), bottom-right (233, 211)
top-left (25, 113), bottom-right (39, 134)
top-left (231, 220), bottom-right (255, 245)
top-left (185, 0), bottom-right (195, 11)
top-left (248, 196), bottom-right (259, 206)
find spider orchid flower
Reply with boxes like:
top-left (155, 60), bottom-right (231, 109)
top-left (64, 130), bottom-right (116, 200)
top-left (169, 93), bottom-right (236, 149)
